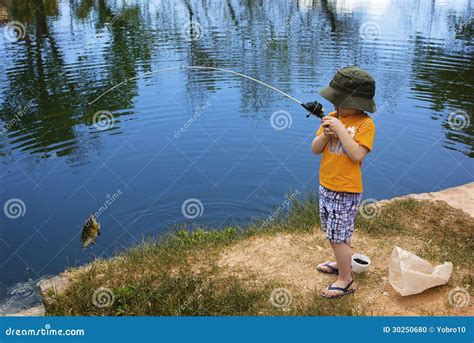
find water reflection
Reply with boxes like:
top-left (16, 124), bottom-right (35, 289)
top-left (0, 0), bottom-right (473, 311)
top-left (410, 26), bottom-right (473, 157)
top-left (1, 1), bottom-right (158, 161)
top-left (0, 0), bottom-right (472, 158)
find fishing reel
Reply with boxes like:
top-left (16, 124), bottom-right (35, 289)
top-left (302, 101), bottom-right (325, 119)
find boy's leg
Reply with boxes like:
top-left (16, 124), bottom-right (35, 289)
top-left (331, 242), bottom-right (352, 281)
top-left (317, 186), bottom-right (339, 272)
top-left (318, 186), bottom-right (359, 293)
top-left (321, 242), bottom-right (353, 296)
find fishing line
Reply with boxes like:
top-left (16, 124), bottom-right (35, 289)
top-left (89, 65), bottom-right (324, 118)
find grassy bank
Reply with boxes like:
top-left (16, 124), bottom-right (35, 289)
top-left (45, 196), bottom-right (474, 316)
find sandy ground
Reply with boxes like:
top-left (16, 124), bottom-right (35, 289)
top-left (218, 231), bottom-right (473, 316)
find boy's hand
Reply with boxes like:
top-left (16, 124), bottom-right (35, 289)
top-left (322, 116), bottom-right (345, 135)
top-left (323, 126), bottom-right (337, 137)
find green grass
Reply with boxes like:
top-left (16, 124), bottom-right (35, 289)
top-left (300, 295), bottom-right (369, 316)
top-left (357, 198), bottom-right (473, 269)
top-left (71, 269), bottom-right (271, 316)
top-left (355, 198), bottom-right (423, 236)
top-left (417, 235), bottom-right (474, 271)
top-left (45, 195), bottom-right (474, 316)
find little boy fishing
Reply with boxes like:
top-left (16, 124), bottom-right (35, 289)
top-left (311, 66), bottom-right (376, 298)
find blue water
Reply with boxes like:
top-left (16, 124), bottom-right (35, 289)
top-left (0, 0), bottom-right (473, 312)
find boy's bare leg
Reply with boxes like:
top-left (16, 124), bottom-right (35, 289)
top-left (322, 242), bottom-right (354, 296)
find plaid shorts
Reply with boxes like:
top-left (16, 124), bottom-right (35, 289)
top-left (319, 185), bottom-right (362, 243)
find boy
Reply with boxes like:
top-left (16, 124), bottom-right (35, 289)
top-left (311, 66), bottom-right (376, 298)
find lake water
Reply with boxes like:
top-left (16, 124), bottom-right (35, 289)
top-left (0, 0), bottom-right (473, 312)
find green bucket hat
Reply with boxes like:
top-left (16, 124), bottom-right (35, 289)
top-left (319, 66), bottom-right (376, 113)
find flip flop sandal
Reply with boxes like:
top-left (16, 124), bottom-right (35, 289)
top-left (321, 280), bottom-right (355, 299)
top-left (316, 262), bottom-right (339, 275)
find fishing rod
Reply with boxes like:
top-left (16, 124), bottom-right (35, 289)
top-left (89, 65), bottom-right (325, 119)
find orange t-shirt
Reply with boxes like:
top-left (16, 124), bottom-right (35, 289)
top-left (316, 111), bottom-right (375, 193)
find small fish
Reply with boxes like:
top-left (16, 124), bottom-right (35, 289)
top-left (81, 214), bottom-right (101, 248)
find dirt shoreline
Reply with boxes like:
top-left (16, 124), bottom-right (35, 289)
top-left (5, 182), bottom-right (473, 316)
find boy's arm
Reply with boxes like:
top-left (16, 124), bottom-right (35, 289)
top-left (323, 117), bottom-right (369, 162)
top-left (337, 129), bottom-right (369, 162)
top-left (312, 131), bottom-right (330, 154)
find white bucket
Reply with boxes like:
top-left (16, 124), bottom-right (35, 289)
top-left (351, 253), bottom-right (371, 274)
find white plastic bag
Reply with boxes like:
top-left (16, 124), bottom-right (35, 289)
top-left (388, 246), bottom-right (453, 296)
